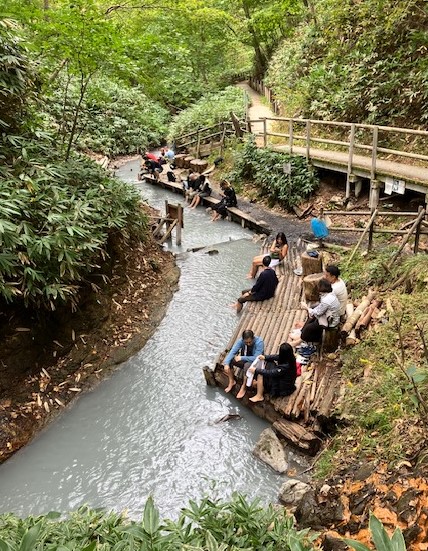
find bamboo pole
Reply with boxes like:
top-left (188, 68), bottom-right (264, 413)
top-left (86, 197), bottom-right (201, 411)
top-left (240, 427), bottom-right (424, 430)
top-left (387, 208), bottom-right (426, 268)
top-left (346, 209), bottom-right (378, 265)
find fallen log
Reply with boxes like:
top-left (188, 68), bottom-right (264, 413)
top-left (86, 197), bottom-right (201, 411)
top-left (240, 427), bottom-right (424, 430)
top-left (341, 291), bottom-right (375, 336)
top-left (358, 300), bottom-right (383, 332)
top-left (272, 418), bottom-right (321, 456)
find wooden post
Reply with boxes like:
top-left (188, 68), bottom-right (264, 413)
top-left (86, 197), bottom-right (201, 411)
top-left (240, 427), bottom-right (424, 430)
top-left (346, 123), bottom-right (356, 199)
top-left (263, 118), bottom-right (267, 147)
top-left (196, 130), bottom-right (201, 159)
top-left (289, 119), bottom-right (294, 154)
top-left (305, 120), bottom-right (311, 161)
top-left (346, 209), bottom-right (378, 265)
top-left (367, 209), bottom-right (376, 251)
top-left (371, 126), bottom-right (378, 181)
top-left (387, 208), bottom-right (426, 268)
top-left (175, 204), bottom-right (183, 245)
top-left (369, 180), bottom-right (380, 211)
top-left (414, 205), bottom-right (424, 253)
top-left (203, 366), bottom-right (216, 386)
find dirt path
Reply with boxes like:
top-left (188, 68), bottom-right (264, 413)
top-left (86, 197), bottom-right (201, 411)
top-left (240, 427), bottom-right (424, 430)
top-left (236, 81), bottom-right (275, 145)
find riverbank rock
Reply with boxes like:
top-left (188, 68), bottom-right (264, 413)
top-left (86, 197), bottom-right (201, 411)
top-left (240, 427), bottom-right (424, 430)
top-left (253, 428), bottom-right (288, 473)
top-left (278, 479), bottom-right (311, 510)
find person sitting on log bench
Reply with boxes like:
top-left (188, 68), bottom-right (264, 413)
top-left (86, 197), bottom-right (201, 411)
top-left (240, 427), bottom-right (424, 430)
top-left (298, 278), bottom-right (340, 345)
top-left (185, 172), bottom-right (200, 203)
top-left (211, 180), bottom-right (237, 222)
top-left (189, 174), bottom-right (212, 209)
top-left (324, 265), bottom-right (348, 320)
top-left (245, 343), bottom-right (297, 403)
top-left (246, 232), bottom-right (288, 279)
top-left (232, 255), bottom-right (278, 314)
top-left (223, 329), bottom-right (264, 394)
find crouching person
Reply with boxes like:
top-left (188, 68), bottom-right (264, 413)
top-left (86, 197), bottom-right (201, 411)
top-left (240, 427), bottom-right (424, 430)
top-left (223, 330), bottom-right (264, 396)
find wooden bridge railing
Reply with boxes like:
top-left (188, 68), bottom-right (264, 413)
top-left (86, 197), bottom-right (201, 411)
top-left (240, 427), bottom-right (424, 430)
top-left (174, 119), bottom-right (247, 157)
top-left (247, 115), bottom-right (428, 199)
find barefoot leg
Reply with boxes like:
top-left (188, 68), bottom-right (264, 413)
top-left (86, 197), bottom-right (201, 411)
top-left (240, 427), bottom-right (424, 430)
top-left (224, 366), bottom-right (236, 393)
top-left (236, 380), bottom-right (247, 399)
top-left (249, 374), bottom-right (264, 402)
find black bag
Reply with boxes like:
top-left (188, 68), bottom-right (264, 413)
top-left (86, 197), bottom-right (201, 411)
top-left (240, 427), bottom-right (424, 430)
top-left (167, 171), bottom-right (176, 182)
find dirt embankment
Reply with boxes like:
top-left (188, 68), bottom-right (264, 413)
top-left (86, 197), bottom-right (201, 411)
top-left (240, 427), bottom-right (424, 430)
top-left (0, 234), bottom-right (180, 463)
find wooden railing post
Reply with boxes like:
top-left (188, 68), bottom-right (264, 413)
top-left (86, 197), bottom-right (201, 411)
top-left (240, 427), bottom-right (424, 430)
top-left (196, 130), bottom-right (201, 158)
top-left (289, 119), bottom-right (294, 154)
top-left (368, 211), bottom-right (376, 251)
top-left (414, 205), bottom-right (424, 253)
top-left (371, 126), bottom-right (378, 181)
top-left (263, 118), bottom-right (267, 147)
top-left (346, 123), bottom-right (356, 199)
top-left (305, 120), bottom-right (311, 161)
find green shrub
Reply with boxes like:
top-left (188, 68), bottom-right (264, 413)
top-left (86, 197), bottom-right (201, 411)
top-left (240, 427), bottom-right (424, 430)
top-left (228, 137), bottom-right (319, 209)
top-left (0, 133), bottom-right (147, 310)
top-left (44, 76), bottom-right (169, 156)
top-left (0, 495), bottom-right (318, 551)
top-left (168, 86), bottom-right (246, 141)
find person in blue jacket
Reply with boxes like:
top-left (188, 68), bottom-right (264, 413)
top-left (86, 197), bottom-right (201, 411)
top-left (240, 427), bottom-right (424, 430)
top-left (223, 329), bottom-right (264, 394)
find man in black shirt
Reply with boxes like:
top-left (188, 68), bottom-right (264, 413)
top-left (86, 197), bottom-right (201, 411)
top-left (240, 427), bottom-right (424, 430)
top-left (232, 256), bottom-right (278, 313)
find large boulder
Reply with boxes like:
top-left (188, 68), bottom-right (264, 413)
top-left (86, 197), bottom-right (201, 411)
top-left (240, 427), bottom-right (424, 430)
top-left (278, 479), bottom-right (311, 510)
top-left (253, 428), bottom-right (288, 473)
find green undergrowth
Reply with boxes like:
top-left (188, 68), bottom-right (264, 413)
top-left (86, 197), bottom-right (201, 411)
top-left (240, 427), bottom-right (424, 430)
top-left (226, 136), bottom-right (319, 210)
top-left (315, 252), bottom-right (428, 479)
top-left (0, 495), bottom-right (318, 551)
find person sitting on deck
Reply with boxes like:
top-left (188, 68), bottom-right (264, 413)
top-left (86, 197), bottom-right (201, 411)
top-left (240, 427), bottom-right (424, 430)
top-left (298, 278), bottom-right (340, 344)
top-left (324, 265), bottom-right (348, 319)
top-left (211, 180), bottom-right (237, 222)
top-left (223, 329), bottom-right (264, 394)
top-left (232, 255), bottom-right (279, 314)
top-left (189, 174), bottom-right (212, 209)
top-left (243, 343), bottom-right (297, 403)
top-left (144, 157), bottom-right (163, 180)
top-left (246, 232), bottom-right (288, 279)
top-left (185, 172), bottom-right (200, 202)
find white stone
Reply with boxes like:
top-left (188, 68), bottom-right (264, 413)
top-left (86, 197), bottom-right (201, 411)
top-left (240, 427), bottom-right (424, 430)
top-left (253, 428), bottom-right (288, 473)
top-left (278, 479), bottom-right (311, 507)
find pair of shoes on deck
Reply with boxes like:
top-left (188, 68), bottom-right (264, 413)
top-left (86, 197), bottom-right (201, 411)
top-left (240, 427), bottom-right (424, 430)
top-left (296, 343), bottom-right (317, 357)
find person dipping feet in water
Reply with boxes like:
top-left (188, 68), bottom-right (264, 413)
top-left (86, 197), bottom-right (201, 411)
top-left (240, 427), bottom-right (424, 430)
top-left (232, 256), bottom-right (278, 314)
top-left (247, 232), bottom-right (288, 279)
top-left (248, 343), bottom-right (297, 403)
top-left (223, 330), bottom-right (264, 395)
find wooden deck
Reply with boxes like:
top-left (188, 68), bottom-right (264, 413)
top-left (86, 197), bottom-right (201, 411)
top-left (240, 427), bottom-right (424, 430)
top-left (205, 246), bottom-right (341, 456)
top-left (142, 173), bottom-right (271, 234)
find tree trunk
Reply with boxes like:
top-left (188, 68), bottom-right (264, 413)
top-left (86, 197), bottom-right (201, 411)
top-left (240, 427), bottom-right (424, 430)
top-left (302, 272), bottom-right (324, 302)
top-left (242, 0), bottom-right (267, 76)
top-left (301, 251), bottom-right (323, 277)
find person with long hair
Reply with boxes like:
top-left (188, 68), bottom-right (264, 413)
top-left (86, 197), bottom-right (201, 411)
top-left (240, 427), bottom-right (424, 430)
top-left (246, 232), bottom-right (288, 279)
top-left (244, 343), bottom-right (297, 403)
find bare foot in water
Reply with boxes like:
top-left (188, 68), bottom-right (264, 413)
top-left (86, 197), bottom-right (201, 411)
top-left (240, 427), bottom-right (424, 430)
top-left (225, 382), bottom-right (236, 393)
top-left (236, 387), bottom-right (246, 399)
top-left (249, 395), bottom-right (264, 403)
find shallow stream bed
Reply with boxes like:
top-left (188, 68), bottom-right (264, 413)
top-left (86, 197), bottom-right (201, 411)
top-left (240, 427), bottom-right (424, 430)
top-left (0, 161), bottom-right (307, 518)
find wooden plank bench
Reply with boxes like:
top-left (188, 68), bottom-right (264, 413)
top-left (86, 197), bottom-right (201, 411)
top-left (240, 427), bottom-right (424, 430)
top-left (140, 174), bottom-right (270, 234)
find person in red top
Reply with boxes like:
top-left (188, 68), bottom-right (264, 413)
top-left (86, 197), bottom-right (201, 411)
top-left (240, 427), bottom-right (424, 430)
top-left (145, 152), bottom-right (158, 162)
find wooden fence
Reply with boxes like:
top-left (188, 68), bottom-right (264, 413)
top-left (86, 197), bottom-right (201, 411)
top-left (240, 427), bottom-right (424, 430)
top-left (325, 207), bottom-right (427, 256)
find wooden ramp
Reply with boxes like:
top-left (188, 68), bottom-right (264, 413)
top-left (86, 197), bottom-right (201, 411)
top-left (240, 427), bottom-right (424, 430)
top-left (205, 246), bottom-right (341, 456)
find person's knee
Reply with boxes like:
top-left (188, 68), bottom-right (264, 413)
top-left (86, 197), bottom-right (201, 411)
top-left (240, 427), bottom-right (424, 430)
top-left (224, 365), bottom-right (230, 374)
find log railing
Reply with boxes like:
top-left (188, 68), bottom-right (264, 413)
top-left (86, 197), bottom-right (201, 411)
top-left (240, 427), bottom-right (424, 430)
top-left (324, 207), bottom-right (427, 255)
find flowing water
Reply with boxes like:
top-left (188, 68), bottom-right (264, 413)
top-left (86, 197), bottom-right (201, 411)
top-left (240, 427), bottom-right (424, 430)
top-left (0, 160), bottom-right (307, 519)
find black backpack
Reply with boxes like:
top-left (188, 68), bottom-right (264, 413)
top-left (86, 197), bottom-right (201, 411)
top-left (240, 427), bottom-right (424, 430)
top-left (167, 171), bottom-right (176, 182)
